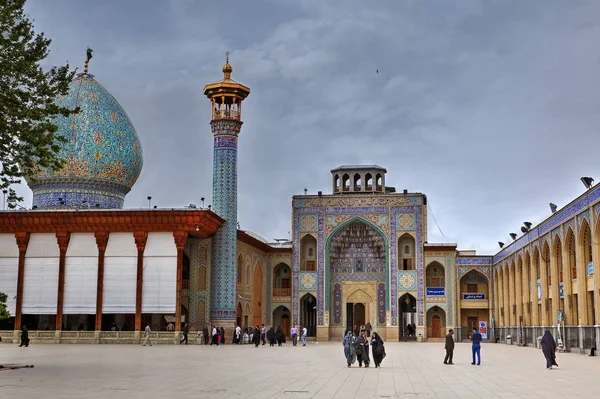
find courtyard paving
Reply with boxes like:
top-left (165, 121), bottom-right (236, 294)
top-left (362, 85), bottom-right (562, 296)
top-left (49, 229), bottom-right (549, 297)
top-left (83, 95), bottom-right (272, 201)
top-left (0, 340), bottom-right (598, 399)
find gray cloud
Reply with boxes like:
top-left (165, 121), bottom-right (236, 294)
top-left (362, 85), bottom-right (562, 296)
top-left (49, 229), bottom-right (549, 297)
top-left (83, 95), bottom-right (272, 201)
top-left (16, 0), bottom-right (600, 254)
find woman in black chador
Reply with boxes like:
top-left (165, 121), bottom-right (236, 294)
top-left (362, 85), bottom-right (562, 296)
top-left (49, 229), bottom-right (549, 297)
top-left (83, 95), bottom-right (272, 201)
top-left (267, 326), bottom-right (276, 346)
top-left (276, 325), bottom-right (286, 346)
top-left (370, 332), bottom-right (386, 368)
top-left (355, 331), bottom-right (370, 367)
top-left (19, 325), bottom-right (29, 347)
top-left (540, 330), bottom-right (558, 370)
top-left (253, 325), bottom-right (261, 347)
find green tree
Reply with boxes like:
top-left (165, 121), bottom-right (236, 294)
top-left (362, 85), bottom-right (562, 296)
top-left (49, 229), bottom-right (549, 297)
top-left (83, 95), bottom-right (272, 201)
top-left (0, 292), bottom-right (9, 321)
top-left (0, 0), bottom-right (77, 205)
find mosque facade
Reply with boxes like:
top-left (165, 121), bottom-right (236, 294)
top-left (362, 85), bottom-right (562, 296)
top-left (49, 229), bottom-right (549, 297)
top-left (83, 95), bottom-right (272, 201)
top-left (0, 55), bottom-right (598, 354)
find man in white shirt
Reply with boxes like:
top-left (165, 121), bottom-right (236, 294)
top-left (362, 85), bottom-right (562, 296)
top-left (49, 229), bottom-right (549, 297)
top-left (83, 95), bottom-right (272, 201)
top-left (142, 324), bottom-right (152, 346)
top-left (211, 326), bottom-right (218, 346)
top-left (301, 326), bottom-right (308, 346)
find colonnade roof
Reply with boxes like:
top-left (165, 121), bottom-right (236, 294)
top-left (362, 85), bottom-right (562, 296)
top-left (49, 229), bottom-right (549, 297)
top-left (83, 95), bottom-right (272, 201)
top-left (493, 182), bottom-right (600, 265)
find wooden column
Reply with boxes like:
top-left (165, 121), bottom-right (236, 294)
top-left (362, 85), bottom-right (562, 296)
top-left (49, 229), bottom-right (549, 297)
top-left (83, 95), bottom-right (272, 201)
top-left (14, 232), bottom-right (30, 331)
top-left (55, 232), bottom-right (71, 330)
top-left (95, 232), bottom-right (109, 331)
top-left (174, 231), bottom-right (188, 332)
top-left (134, 231), bottom-right (148, 332)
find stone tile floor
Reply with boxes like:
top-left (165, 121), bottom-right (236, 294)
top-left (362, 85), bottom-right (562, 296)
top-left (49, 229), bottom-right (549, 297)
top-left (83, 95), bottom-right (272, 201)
top-left (1, 341), bottom-right (599, 398)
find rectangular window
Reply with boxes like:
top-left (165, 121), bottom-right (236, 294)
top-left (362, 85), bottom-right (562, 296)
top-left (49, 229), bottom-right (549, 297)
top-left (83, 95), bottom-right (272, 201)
top-left (467, 284), bottom-right (478, 293)
top-left (403, 258), bottom-right (412, 270)
top-left (305, 261), bottom-right (315, 271)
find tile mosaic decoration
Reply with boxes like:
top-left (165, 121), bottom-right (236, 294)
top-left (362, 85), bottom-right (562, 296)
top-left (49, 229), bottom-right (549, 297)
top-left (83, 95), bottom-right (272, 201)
top-left (209, 119), bottom-right (242, 322)
top-left (377, 283), bottom-right (386, 325)
top-left (397, 271), bottom-right (417, 290)
top-left (578, 209), bottom-right (590, 230)
top-left (300, 215), bottom-right (318, 232)
top-left (455, 257), bottom-right (493, 265)
top-left (333, 283), bottom-right (342, 325)
top-left (445, 255), bottom-right (453, 328)
top-left (26, 73), bottom-right (143, 209)
top-left (396, 213), bottom-right (416, 230)
top-left (299, 272), bottom-right (317, 290)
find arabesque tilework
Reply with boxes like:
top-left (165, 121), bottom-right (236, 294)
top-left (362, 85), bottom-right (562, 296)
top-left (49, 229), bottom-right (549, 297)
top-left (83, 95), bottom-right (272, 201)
top-left (26, 73), bottom-right (143, 209)
top-left (209, 120), bottom-right (242, 322)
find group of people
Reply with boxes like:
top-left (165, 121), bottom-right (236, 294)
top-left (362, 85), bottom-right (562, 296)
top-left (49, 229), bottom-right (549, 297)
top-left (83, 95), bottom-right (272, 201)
top-left (444, 327), bottom-right (559, 370)
top-left (343, 329), bottom-right (386, 368)
top-left (443, 327), bottom-right (483, 365)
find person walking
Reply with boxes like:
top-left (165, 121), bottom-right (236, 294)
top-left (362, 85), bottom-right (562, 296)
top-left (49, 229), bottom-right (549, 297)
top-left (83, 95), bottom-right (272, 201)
top-left (355, 331), bottom-right (370, 367)
top-left (444, 329), bottom-right (454, 365)
top-left (540, 330), bottom-right (558, 370)
top-left (261, 324), bottom-right (267, 345)
top-left (19, 325), bottom-right (29, 347)
top-left (371, 332), bottom-right (386, 368)
top-left (343, 331), bottom-right (356, 368)
top-left (142, 324), bottom-right (152, 346)
top-left (301, 326), bottom-right (307, 346)
top-left (253, 325), bottom-right (261, 347)
top-left (180, 323), bottom-right (188, 345)
top-left (211, 326), bottom-right (218, 346)
top-left (291, 325), bottom-right (298, 346)
top-left (470, 327), bottom-right (482, 365)
top-left (366, 322), bottom-right (372, 338)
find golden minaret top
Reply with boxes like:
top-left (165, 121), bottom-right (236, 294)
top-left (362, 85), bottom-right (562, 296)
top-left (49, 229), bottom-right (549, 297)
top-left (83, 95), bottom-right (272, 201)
top-left (204, 52), bottom-right (250, 122)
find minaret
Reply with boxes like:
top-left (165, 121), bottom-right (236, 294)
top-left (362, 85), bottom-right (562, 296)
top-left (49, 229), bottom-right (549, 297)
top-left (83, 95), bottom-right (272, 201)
top-left (204, 53), bottom-right (250, 326)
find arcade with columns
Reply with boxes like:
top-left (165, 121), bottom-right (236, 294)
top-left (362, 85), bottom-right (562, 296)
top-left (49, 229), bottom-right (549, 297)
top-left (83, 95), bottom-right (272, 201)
top-left (492, 180), bottom-right (600, 354)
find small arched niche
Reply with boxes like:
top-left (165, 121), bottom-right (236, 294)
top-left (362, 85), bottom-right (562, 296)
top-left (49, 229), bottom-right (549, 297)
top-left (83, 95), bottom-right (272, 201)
top-left (300, 234), bottom-right (317, 271)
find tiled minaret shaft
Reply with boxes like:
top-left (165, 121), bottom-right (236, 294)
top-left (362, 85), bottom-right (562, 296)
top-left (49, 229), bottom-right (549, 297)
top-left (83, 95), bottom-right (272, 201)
top-left (203, 53), bottom-right (250, 323)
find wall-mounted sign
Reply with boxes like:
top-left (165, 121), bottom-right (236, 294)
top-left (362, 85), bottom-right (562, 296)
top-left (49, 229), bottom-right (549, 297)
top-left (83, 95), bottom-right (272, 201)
top-left (463, 293), bottom-right (486, 300)
top-left (426, 287), bottom-right (445, 296)
top-left (559, 283), bottom-right (564, 299)
top-left (588, 262), bottom-right (594, 276)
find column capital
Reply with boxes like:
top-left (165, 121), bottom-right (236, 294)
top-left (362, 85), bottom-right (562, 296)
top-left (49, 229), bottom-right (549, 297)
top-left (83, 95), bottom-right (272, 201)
top-left (95, 232), bottom-right (109, 252)
top-left (56, 232), bottom-right (71, 252)
top-left (15, 232), bottom-right (30, 252)
top-left (173, 231), bottom-right (188, 251)
top-left (133, 231), bottom-right (148, 251)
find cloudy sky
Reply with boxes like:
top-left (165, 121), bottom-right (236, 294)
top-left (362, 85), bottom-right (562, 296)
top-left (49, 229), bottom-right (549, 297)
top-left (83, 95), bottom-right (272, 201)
top-left (18, 0), bottom-right (600, 255)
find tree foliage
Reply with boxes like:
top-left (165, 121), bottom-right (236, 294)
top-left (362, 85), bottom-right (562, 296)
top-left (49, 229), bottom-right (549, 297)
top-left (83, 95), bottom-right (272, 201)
top-left (0, 0), bottom-right (77, 205)
top-left (0, 292), bottom-right (9, 321)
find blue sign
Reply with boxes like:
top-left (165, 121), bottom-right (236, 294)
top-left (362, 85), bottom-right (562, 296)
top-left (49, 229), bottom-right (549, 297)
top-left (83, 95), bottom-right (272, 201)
top-left (559, 283), bottom-right (564, 299)
top-left (426, 287), bottom-right (445, 296)
top-left (588, 262), bottom-right (594, 276)
top-left (463, 293), bottom-right (486, 300)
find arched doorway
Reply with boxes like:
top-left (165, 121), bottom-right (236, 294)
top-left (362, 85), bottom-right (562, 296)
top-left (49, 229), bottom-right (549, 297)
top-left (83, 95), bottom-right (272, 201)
top-left (427, 306), bottom-right (446, 338)
top-left (252, 261), bottom-right (263, 326)
top-left (300, 293), bottom-right (317, 336)
top-left (236, 303), bottom-right (242, 327)
top-left (327, 219), bottom-right (388, 331)
top-left (272, 305), bottom-right (291, 336)
top-left (399, 293), bottom-right (417, 340)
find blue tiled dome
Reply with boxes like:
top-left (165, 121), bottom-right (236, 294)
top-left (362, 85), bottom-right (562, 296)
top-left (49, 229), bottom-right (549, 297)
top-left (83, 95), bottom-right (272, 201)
top-left (26, 73), bottom-right (143, 209)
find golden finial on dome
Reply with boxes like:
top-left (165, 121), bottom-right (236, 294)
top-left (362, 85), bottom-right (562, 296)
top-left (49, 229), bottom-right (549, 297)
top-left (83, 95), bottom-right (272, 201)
top-left (222, 51), bottom-right (233, 79)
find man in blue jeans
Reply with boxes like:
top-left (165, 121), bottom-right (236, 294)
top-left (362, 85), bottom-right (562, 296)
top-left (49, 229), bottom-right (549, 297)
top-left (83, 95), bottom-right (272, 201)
top-left (471, 327), bottom-right (482, 365)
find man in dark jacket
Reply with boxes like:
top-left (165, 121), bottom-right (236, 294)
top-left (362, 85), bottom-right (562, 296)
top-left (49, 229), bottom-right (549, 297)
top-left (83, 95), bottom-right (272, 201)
top-left (471, 327), bottom-right (482, 365)
top-left (444, 329), bottom-right (454, 365)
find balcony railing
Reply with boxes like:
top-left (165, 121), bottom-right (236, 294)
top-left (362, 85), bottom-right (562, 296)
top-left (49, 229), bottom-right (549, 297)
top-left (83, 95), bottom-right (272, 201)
top-left (273, 288), bottom-right (291, 297)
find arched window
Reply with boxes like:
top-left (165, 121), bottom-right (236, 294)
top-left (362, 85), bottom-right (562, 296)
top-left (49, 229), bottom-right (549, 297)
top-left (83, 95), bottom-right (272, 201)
top-left (404, 245), bottom-right (410, 254)
top-left (308, 248), bottom-right (313, 257)
top-left (246, 263), bottom-right (251, 285)
top-left (426, 262), bottom-right (445, 287)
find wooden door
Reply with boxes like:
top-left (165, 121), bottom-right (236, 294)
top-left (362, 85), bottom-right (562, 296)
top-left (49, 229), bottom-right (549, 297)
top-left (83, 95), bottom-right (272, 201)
top-left (281, 315), bottom-right (290, 337)
top-left (468, 317), bottom-right (478, 338)
top-left (432, 315), bottom-right (441, 337)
